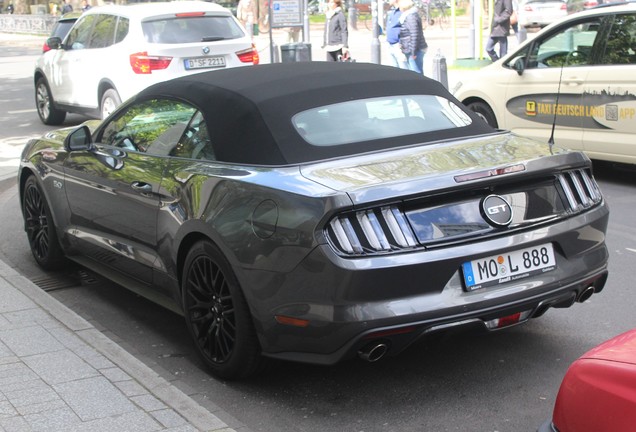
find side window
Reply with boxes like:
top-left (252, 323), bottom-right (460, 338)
top-left (600, 14), bottom-right (636, 65)
top-left (65, 15), bottom-right (96, 50)
top-left (88, 14), bottom-right (117, 49)
top-left (526, 18), bottom-right (602, 69)
top-left (114, 17), bottom-right (129, 43)
top-left (98, 99), bottom-right (197, 155)
top-left (171, 111), bottom-right (216, 160)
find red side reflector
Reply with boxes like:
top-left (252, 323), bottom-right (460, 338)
top-left (175, 12), bottom-right (206, 17)
top-left (497, 312), bottom-right (522, 328)
top-left (129, 52), bottom-right (173, 74)
top-left (275, 315), bottom-right (310, 327)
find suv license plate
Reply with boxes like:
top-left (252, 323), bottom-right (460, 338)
top-left (184, 56), bottom-right (226, 70)
top-left (462, 243), bottom-right (556, 291)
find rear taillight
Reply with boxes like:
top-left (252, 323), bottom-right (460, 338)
top-left (42, 43), bottom-right (51, 53)
top-left (129, 52), bottom-right (173, 74)
top-left (236, 44), bottom-right (260, 65)
top-left (560, 3), bottom-right (567, 10)
top-left (583, 0), bottom-right (597, 7)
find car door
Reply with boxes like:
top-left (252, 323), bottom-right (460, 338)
top-left (53, 13), bottom-right (97, 105)
top-left (63, 98), bottom-right (198, 284)
top-left (500, 15), bottom-right (603, 151)
top-left (581, 12), bottom-right (636, 165)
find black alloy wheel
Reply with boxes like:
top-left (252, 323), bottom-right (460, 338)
top-left (22, 176), bottom-right (65, 270)
top-left (182, 240), bottom-right (261, 380)
top-left (468, 101), bottom-right (499, 129)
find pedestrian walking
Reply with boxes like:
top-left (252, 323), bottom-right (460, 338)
top-left (398, 0), bottom-right (428, 74)
top-left (61, 0), bottom-right (73, 14)
top-left (322, 0), bottom-right (349, 62)
top-left (81, 0), bottom-right (91, 12)
top-left (237, 0), bottom-right (256, 38)
top-left (386, 0), bottom-right (408, 69)
top-left (485, 0), bottom-right (513, 61)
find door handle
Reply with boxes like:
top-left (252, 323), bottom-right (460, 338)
top-left (131, 181), bottom-right (152, 193)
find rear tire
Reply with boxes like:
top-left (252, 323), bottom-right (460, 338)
top-left (467, 101), bottom-right (498, 128)
top-left (100, 89), bottom-right (121, 119)
top-left (35, 77), bottom-right (66, 125)
top-left (182, 240), bottom-right (262, 380)
top-left (22, 176), bottom-right (66, 270)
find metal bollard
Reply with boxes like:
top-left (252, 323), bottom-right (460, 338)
top-left (432, 49), bottom-right (448, 90)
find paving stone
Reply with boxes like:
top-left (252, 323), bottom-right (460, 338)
top-left (53, 376), bottom-right (136, 421)
top-left (131, 393), bottom-right (167, 412)
top-left (23, 349), bottom-right (98, 385)
top-left (22, 406), bottom-right (82, 432)
top-left (0, 401), bottom-right (17, 418)
top-left (3, 378), bottom-right (61, 410)
top-left (114, 379), bottom-right (148, 397)
top-left (0, 283), bottom-right (35, 314)
top-left (150, 408), bottom-right (189, 428)
top-left (0, 326), bottom-right (63, 357)
top-left (0, 415), bottom-right (31, 432)
top-left (0, 363), bottom-right (38, 388)
top-left (99, 366), bottom-right (131, 383)
top-left (71, 410), bottom-right (162, 432)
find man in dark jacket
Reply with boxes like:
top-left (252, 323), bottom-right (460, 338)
top-left (486, 0), bottom-right (513, 61)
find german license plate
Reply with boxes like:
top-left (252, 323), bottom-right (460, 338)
top-left (462, 243), bottom-right (556, 291)
top-left (184, 56), bottom-right (226, 70)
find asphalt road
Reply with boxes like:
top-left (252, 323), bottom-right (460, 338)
top-left (1, 41), bottom-right (635, 432)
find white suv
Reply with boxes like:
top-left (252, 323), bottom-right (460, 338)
top-left (34, 1), bottom-right (259, 125)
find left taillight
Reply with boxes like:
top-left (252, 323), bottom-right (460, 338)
top-left (236, 44), bottom-right (260, 65)
top-left (42, 43), bottom-right (51, 53)
top-left (129, 52), bottom-right (173, 74)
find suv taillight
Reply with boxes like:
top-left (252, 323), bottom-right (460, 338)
top-left (129, 52), bottom-right (173, 74)
top-left (236, 44), bottom-right (260, 65)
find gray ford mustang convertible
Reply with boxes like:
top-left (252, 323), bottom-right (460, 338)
top-left (19, 62), bottom-right (609, 379)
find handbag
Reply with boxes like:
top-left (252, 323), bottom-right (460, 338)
top-left (510, 10), bottom-right (518, 26)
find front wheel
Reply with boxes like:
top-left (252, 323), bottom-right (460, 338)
top-left (182, 240), bottom-right (262, 380)
top-left (35, 77), bottom-right (66, 125)
top-left (467, 101), bottom-right (498, 128)
top-left (22, 176), bottom-right (66, 270)
top-left (100, 89), bottom-right (121, 119)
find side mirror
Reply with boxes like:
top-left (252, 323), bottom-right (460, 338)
top-left (511, 56), bottom-right (526, 76)
top-left (64, 125), bottom-right (93, 151)
top-left (46, 37), bottom-right (62, 50)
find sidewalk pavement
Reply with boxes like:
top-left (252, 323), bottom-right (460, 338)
top-left (0, 249), bottom-right (236, 431)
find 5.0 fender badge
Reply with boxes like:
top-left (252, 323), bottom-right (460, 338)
top-left (481, 195), bottom-right (513, 227)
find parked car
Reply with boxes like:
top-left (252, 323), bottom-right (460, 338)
top-left (453, 3), bottom-right (636, 166)
top-left (42, 11), bottom-right (81, 53)
top-left (20, 62), bottom-right (609, 380)
top-left (518, 0), bottom-right (568, 28)
top-left (539, 329), bottom-right (636, 432)
top-left (34, 1), bottom-right (258, 125)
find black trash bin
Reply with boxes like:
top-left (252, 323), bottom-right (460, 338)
top-left (280, 43), bottom-right (312, 63)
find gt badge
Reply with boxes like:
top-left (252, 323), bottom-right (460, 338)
top-left (481, 195), bottom-right (513, 227)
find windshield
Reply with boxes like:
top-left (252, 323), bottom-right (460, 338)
top-left (292, 95), bottom-right (473, 146)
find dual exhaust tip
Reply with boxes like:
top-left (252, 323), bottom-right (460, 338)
top-left (357, 286), bottom-right (596, 363)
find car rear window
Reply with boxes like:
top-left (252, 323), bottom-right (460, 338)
top-left (142, 16), bottom-right (244, 44)
top-left (292, 95), bottom-right (473, 147)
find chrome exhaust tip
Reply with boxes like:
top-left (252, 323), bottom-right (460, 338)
top-left (577, 286), bottom-right (595, 303)
top-left (358, 342), bottom-right (389, 362)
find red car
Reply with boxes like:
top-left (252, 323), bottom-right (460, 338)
top-left (540, 329), bottom-right (636, 432)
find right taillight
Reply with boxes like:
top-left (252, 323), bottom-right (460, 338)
top-left (129, 52), bottom-right (173, 74)
top-left (236, 44), bottom-right (260, 65)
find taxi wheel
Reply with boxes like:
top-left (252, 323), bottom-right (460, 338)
top-left (468, 101), bottom-right (498, 129)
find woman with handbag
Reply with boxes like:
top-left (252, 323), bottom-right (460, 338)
top-left (322, 0), bottom-right (349, 62)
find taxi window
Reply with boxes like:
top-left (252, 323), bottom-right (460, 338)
top-left (526, 18), bottom-right (602, 69)
top-left (600, 14), bottom-right (636, 65)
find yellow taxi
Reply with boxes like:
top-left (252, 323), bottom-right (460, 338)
top-left (453, 2), bottom-right (636, 165)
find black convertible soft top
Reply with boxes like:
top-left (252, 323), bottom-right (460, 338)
top-left (135, 62), bottom-right (493, 165)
